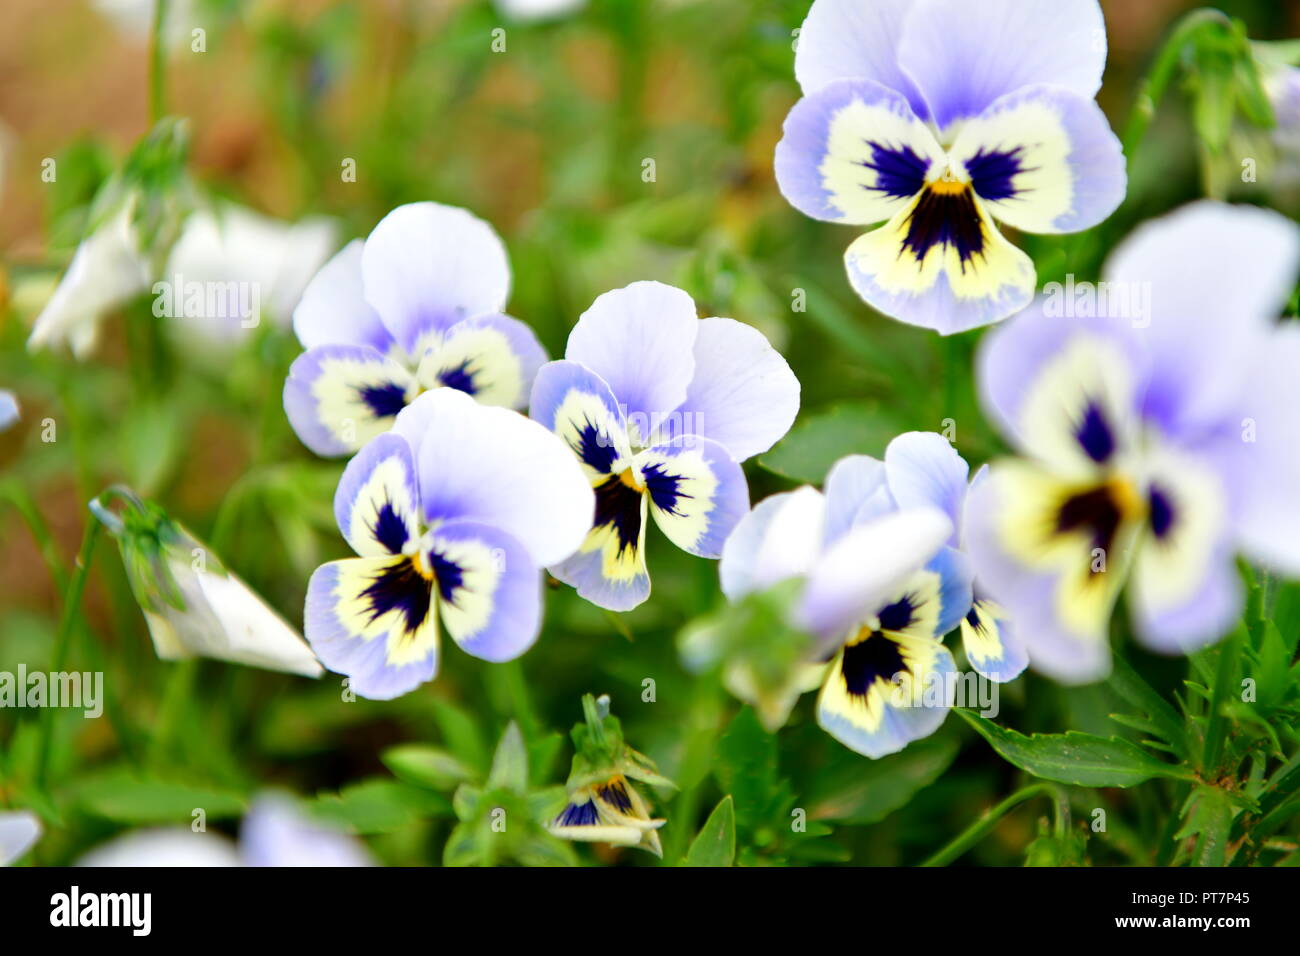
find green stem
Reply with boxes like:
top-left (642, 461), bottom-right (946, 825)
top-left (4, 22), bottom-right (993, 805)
top-left (148, 0), bottom-right (171, 123)
top-left (1201, 628), bottom-right (1242, 774)
top-left (920, 783), bottom-right (1059, 867)
top-left (149, 657), bottom-right (199, 768)
top-left (34, 518), bottom-right (102, 792)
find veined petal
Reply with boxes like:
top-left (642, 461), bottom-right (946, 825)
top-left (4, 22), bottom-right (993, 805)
top-left (844, 190), bottom-right (1035, 333)
top-left (399, 389), bottom-right (594, 567)
top-left (550, 483), bottom-right (650, 612)
top-left (817, 630), bottom-right (955, 759)
top-left (419, 313), bottom-right (547, 409)
top-left (775, 78), bottom-right (944, 225)
top-left (283, 344), bottom-right (415, 457)
top-left (898, 0), bottom-right (1107, 137)
top-left (823, 454), bottom-right (889, 545)
top-left (360, 203), bottom-right (511, 357)
top-left (663, 317), bottom-right (800, 462)
top-left (720, 486), bottom-right (827, 600)
top-left (333, 432), bottom-right (421, 558)
top-left (426, 520), bottom-right (541, 662)
top-left (1129, 447), bottom-right (1238, 655)
top-left (794, 0), bottom-right (927, 116)
top-left (292, 240), bottom-right (395, 354)
top-left (636, 435), bottom-right (749, 559)
top-left (884, 431), bottom-right (969, 540)
top-left (529, 360), bottom-right (633, 482)
top-left (564, 282), bottom-right (699, 439)
top-left (305, 556), bottom-right (438, 700)
top-left (964, 461), bottom-right (1138, 683)
top-left (950, 85), bottom-right (1124, 234)
top-left (797, 507), bottom-right (952, 645)
top-left (960, 598), bottom-right (1026, 683)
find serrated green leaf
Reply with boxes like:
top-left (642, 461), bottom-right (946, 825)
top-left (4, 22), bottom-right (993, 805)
top-left (684, 795), bottom-right (735, 867)
top-left (957, 710), bottom-right (1192, 788)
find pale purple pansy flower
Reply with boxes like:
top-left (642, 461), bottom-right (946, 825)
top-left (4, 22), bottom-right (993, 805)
top-left (283, 202), bottom-right (548, 457)
top-left (305, 387), bottom-right (593, 699)
top-left (775, 0), bottom-right (1126, 333)
top-left (967, 201), bottom-right (1300, 684)
top-left (76, 794), bottom-right (373, 867)
top-left (529, 281), bottom-right (800, 612)
top-left (719, 451), bottom-right (968, 758)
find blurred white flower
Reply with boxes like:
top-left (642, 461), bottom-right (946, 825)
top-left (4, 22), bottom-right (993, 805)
top-left (494, 0), bottom-right (586, 23)
top-left (0, 390), bottom-right (18, 431)
top-left (27, 200), bottom-right (152, 358)
top-left (163, 205), bottom-right (338, 346)
top-left (93, 0), bottom-right (197, 49)
top-left (77, 795), bottom-right (373, 867)
top-left (0, 811), bottom-right (42, 866)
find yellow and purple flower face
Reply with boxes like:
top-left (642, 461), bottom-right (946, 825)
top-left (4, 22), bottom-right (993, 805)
top-left (284, 202), bottom-right (548, 457)
top-left (720, 454), bottom-right (972, 759)
top-left (968, 201), bottom-right (1300, 683)
top-left (548, 773), bottom-right (665, 857)
top-left (305, 388), bottom-right (593, 699)
top-left (775, 0), bottom-right (1126, 332)
top-left (529, 281), bottom-right (801, 611)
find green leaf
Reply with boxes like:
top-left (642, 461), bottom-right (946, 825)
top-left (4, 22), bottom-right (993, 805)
top-left (684, 795), bottom-right (735, 867)
top-left (714, 708), bottom-right (793, 833)
top-left (312, 779), bottom-right (450, 834)
top-left (957, 710), bottom-right (1192, 788)
top-left (487, 722), bottom-right (528, 794)
top-left (759, 403), bottom-right (902, 483)
top-left (70, 771), bottom-right (245, 824)
top-left (805, 732), bottom-right (960, 824)
top-left (1106, 654), bottom-right (1187, 756)
top-left (1177, 786), bottom-right (1239, 866)
top-left (381, 745), bottom-right (474, 791)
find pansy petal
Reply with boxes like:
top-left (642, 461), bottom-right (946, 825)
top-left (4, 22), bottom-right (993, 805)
top-left (720, 486), bottom-right (827, 600)
top-left (637, 436), bottom-right (749, 559)
top-left (664, 318), bottom-right (800, 462)
top-left (305, 556), bottom-right (438, 700)
top-left (817, 631), bottom-right (955, 759)
top-left (333, 432), bottom-right (421, 558)
top-left (564, 282), bottom-right (699, 437)
top-left (898, 0), bottom-right (1107, 136)
top-left (950, 85), bottom-right (1125, 234)
top-left (283, 344), bottom-right (415, 457)
top-left (961, 598), bottom-right (1027, 683)
top-left (963, 461), bottom-right (1135, 683)
top-left (0, 811), bottom-right (41, 866)
top-left (1129, 447), bottom-right (1238, 655)
top-left (241, 795), bottom-right (375, 867)
top-left (361, 202), bottom-right (511, 357)
top-left (398, 388), bottom-right (594, 567)
top-left (977, 309), bottom-right (1142, 476)
top-left (775, 78), bottom-right (944, 225)
top-left (1105, 202), bottom-right (1300, 434)
top-left (844, 191), bottom-right (1035, 333)
top-left (794, 0), bottom-right (927, 117)
top-left (292, 240), bottom-right (394, 354)
top-left (551, 489), bottom-right (650, 612)
top-left (884, 431), bottom-right (968, 538)
top-left (797, 507), bottom-right (952, 644)
top-left (529, 360), bottom-right (633, 481)
top-left (419, 313), bottom-right (547, 409)
top-left (823, 454), bottom-right (889, 544)
top-left (426, 519), bottom-right (541, 662)
top-left (1229, 325), bottom-right (1300, 574)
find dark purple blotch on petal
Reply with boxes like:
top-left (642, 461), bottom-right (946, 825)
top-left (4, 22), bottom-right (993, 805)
top-left (428, 548), bottom-right (466, 605)
top-left (369, 502), bottom-right (409, 555)
top-left (568, 416), bottom-right (620, 476)
top-left (900, 185), bottom-right (985, 270)
top-left (438, 359), bottom-right (479, 395)
top-left (861, 141), bottom-right (929, 200)
top-left (361, 558), bottom-right (433, 636)
top-left (642, 461), bottom-right (695, 517)
top-left (593, 474), bottom-right (643, 557)
top-left (841, 633), bottom-right (908, 698)
top-left (1074, 401), bottom-right (1116, 464)
top-left (965, 146), bottom-right (1029, 202)
top-left (358, 382), bottom-right (408, 419)
top-left (555, 799), bottom-right (599, 827)
top-left (1148, 485), bottom-right (1175, 540)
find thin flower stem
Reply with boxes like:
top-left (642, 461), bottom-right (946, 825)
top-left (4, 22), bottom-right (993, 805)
top-left (148, 0), bottom-right (171, 123)
top-left (919, 783), bottom-right (1059, 867)
top-left (34, 517), bottom-right (102, 792)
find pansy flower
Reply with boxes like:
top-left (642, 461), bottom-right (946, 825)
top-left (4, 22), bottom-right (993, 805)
top-left (305, 387), bottom-right (593, 699)
top-left (967, 201), bottom-right (1300, 683)
top-left (529, 281), bottom-right (800, 611)
top-left (775, 0), bottom-right (1126, 332)
top-left (284, 202), bottom-right (547, 456)
top-left (719, 454), bottom-right (968, 758)
top-left (882, 432), bottom-right (1027, 683)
